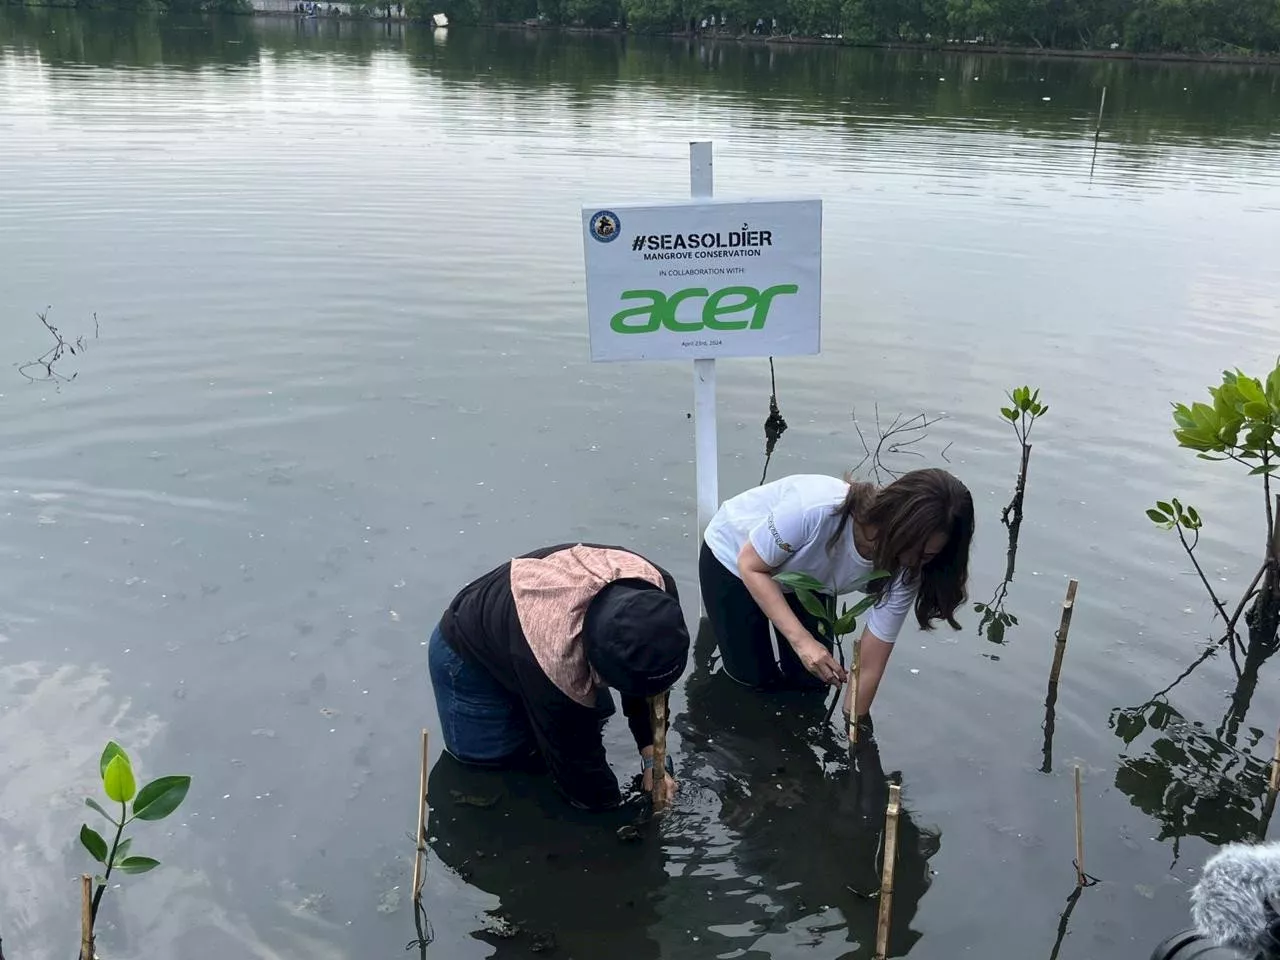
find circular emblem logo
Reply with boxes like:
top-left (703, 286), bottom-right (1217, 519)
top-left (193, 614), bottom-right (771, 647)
top-left (589, 209), bottom-right (621, 243)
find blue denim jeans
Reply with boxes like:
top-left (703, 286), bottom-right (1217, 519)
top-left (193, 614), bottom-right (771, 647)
top-left (428, 622), bottom-right (535, 765)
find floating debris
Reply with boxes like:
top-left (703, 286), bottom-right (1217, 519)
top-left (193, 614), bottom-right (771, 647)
top-left (450, 789), bottom-right (501, 809)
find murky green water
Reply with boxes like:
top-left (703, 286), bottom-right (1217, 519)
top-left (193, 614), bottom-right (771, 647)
top-left (2, 10), bottom-right (1279, 959)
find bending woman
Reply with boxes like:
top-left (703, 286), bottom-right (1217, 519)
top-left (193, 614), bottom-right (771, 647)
top-left (429, 542), bottom-right (690, 811)
top-left (700, 468), bottom-right (974, 726)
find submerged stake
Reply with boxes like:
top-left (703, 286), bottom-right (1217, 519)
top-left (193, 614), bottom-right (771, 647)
top-left (1270, 727), bottom-right (1280, 796)
top-left (849, 639), bottom-right (862, 745)
top-left (650, 693), bottom-right (670, 813)
top-left (80, 874), bottom-right (93, 960)
top-left (412, 728), bottom-right (430, 901)
top-left (1049, 579), bottom-right (1079, 686)
top-left (874, 783), bottom-right (902, 960)
top-left (1074, 765), bottom-right (1086, 888)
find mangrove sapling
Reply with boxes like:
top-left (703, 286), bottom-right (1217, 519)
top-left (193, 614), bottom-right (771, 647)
top-left (79, 741), bottom-right (191, 960)
top-left (1000, 386), bottom-right (1047, 527)
top-left (772, 569), bottom-right (889, 744)
top-left (1145, 498), bottom-right (1244, 671)
top-left (1167, 363), bottom-right (1280, 647)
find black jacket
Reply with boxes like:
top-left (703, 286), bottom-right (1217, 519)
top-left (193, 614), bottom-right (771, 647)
top-left (439, 543), bottom-right (679, 810)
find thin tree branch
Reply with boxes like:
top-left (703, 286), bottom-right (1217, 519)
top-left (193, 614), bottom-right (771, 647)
top-left (850, 406), bottom-right (948, 485)
top-left (1227, 563), bottom-right (1267, 634)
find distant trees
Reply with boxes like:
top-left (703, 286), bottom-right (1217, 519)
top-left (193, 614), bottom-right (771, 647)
top-left (421, 0), bottom-right (1280, 54)
top-left (5, 0), bottom-right (1276, 53)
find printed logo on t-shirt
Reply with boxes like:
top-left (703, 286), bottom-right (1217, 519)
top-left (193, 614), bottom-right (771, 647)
top-left (767, 513), bottom-right (794, 553)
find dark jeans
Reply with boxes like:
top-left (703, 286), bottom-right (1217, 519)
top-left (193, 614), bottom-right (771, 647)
top-left (698, 542), bottom-right (831, 690)
top-left (428, 622), bottom-right (535, 765)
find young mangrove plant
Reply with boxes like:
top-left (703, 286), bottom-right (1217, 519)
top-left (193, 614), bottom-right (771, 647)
top-left (1158, 363), bottom-right (1280, 649)
top-left (78, 741), bottom-right (191, 959)
top-left (1145, 497), bottom-right (1242, 670)
top-left (773, 569), bottom-right (888, 743)
top-left (1000, 386), bottom-right (1048, 527)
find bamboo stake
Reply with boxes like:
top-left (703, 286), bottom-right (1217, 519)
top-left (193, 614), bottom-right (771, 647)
top-left (1049, 579), bottom-right (1079, 686)
top-left (80, 874), bottom-right (94, 960)
top-left (1089, 86), bottom-right (1107, 178)
top-left (874, 783), bottom-right (902, 960)
top-left (411, 728), bottom-right (429, 902)
top-left (1269, 727), bottom-right (1280, 796)
top-left (1074, 765), bottom-right (1086, 888)
top-left (849, 640), bottom-right (861, 745)
top-left (650, 693), bottom-right (670, 812)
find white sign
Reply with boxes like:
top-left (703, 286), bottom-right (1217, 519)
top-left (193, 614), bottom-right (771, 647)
top-left (580, 197), bottom-right (822, 362)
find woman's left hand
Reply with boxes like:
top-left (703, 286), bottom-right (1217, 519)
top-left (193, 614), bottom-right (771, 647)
top-left (642, 767), bottom-right (678, 798)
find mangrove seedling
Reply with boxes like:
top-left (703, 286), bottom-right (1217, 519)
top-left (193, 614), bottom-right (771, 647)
top-left (79, 741), bottom-right (191, 959)
top-left (1167, 363), bottom-right (1280, 647)
top-left (1146, 498), bottom-right (1242, 664)
top-left (773, 569), bottom-right (888, 743)
top-left (1000, 386), bottom-right (1048, 527)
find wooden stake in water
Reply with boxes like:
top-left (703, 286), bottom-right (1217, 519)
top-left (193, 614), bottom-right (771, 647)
top-left (1049, 579), bottom-right (1079, 686)
top-left (849, 640), bottom-right (861, 745)
top-left (1269, 727), bottom-right (1280, 795)
top-left (1089, 86), bottom-right (1108, 178)
top-left (650, 692), bottom-right (670, 812)
top-left (80, 874), bottom-right (94, 960)
top-left (874, 783), bottom-right (902, 960)
top-left (1074, 765), bottom-right (1086, 888)
top-left (411, 728), bottom-right (429, 902)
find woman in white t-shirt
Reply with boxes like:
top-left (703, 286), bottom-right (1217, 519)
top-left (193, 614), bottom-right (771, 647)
top-left (700, 467), bottom-right (974, 729)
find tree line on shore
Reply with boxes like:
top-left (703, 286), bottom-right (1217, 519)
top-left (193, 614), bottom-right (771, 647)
top-left (430, 0), bottom-right (1280, 54)
top-left (5, 0), bottom-right (1280, 54)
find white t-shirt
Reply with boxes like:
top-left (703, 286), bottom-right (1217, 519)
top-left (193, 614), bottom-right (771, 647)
top-left (703, 474), bottom-right (918, 643)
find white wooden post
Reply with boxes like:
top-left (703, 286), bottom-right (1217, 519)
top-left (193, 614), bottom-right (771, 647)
top-left (690, 141), bottom-right (717, 614)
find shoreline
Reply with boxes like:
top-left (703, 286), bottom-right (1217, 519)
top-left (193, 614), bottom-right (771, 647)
top-left (490, 20), bottom-right (1280, 66)
top-left (8, 2), bottom-right (1280, 65)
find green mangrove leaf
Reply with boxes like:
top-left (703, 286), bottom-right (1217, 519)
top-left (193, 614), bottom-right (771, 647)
top-left (132, 776), bottom-right (191, 822)
top-left (80, 824), bottom-right (108, 864)
top-left (103, 754), bottom-right (136, 804)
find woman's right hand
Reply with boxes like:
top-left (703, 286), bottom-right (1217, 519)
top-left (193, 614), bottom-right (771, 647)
top-left (796, 637), bottom-right (847, 686)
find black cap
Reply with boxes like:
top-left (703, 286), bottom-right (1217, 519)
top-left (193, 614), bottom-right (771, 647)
top-left (582, 579), bottom-right (690, 698)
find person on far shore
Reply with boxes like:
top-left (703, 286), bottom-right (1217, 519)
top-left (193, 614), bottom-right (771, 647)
top-left (699, 468), bottom-right (974, 735)
top-left (428, 542), bottom-right (690, 811)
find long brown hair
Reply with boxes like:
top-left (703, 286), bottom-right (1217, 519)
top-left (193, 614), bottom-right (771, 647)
top-left (828, 468), bottom-right (975, 631)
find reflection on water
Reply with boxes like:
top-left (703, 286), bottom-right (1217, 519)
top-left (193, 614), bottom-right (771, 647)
top-left (1110, 640), bottom-right (1280, 865)
top-left (667, 622), bottom-right (939, 958)
top-left (429, 621), bottom-right (940, 959)
top-left (2, 8), bottom-right (1280, 960)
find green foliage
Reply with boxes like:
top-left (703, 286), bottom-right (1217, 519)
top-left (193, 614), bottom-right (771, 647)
top-left (103, 754), bottom-right (137, 804)
top-left (1146, 496), bottom-right (1201, 531)
top-left (549, 0), bottom-right (1280, 50)
top-left (1000, 384), bottom-right (1048, 430)
top-left (566, 0), bottom-right (619, 26)
top-left (80, 740), bottom-right (192, 938)
top-left (1172, 366), bottom-right (1280, 473)
top-left (774, 569), bottom-right (889, 643)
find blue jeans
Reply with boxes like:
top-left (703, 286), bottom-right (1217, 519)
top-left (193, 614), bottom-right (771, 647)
top-left (428, 622), bottom-right (534, 765)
